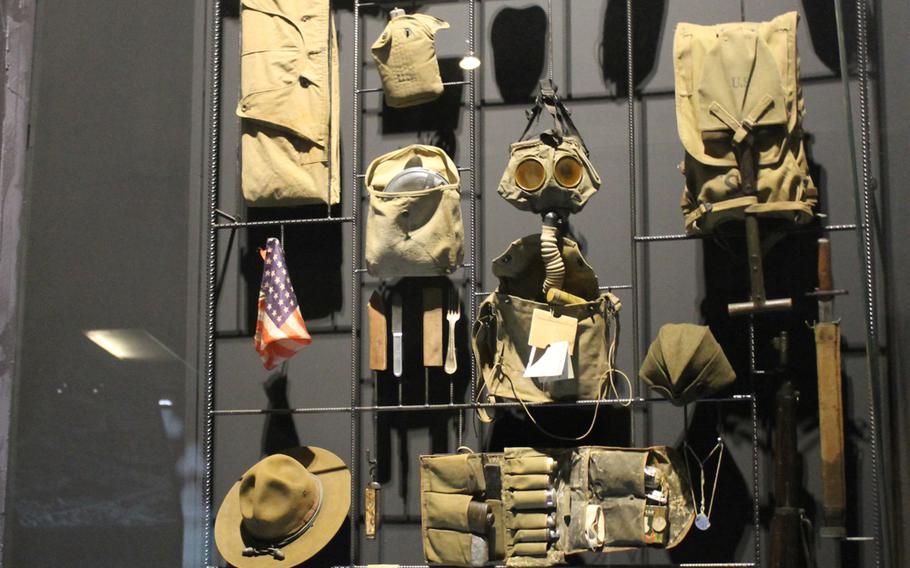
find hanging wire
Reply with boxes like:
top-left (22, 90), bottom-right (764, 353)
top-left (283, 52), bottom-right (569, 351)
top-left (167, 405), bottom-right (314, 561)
top-left (546, 0), bottom-right (554, 83)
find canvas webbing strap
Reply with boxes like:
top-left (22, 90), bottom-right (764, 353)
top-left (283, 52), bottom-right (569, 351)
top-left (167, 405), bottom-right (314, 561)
top-left (707, 95), bottom-right (775, 196)
top-left (708, 95), bottom-right (775, 145)
top-left (519, 81), bottom-right (588, 153)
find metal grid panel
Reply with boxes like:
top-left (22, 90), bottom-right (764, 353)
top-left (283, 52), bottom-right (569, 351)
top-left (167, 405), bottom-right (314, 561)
top-left (198, 0), bottom-right (887, 565)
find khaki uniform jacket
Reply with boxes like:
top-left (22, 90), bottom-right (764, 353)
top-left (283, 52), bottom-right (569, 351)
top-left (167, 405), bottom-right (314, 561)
top-left (238, 0), bottom-right (340, 206)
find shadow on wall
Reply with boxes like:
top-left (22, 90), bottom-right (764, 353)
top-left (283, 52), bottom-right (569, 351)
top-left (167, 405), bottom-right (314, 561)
top-left (679, 211), bottom-right (869, 563)
top-left (241, 205), bottom-right (345, 331)
top-left (257, 372), bottom-right (352, 566)
top-left (380, 57), bottom-right (464, 158)
top-left (800, 0), bottom-right (861, 74)
top-left (371, 278), bottom-right (473, 491)
top-left (490, 5), bottom-right (547, 104)
top-left (600, 0), bottom-right (667, 95)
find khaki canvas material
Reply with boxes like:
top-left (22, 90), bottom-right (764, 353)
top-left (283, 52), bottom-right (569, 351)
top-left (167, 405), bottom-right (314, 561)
top-left (365, 145), bottom-right (464, 278)
top-left (238, 0), bottom-right (340, 206)
top-left (372, 14), bottom-right (449, 108)
top-left (472, 235), bottom-right (620, 404)
top-left (498, 82), bottom-right (601, 214)
top-left (674, 11), bottom-right (816, 234)
top-left (498, 136), bottom-right (600, 214)
top-left (420, 451), bottom-right (503, 567)
top-left (215, 446), bottom-right (351, 567)
top-left (420, 447), bottom-right (694, 566)
top-left (639, 324), bottom-right (736, 405)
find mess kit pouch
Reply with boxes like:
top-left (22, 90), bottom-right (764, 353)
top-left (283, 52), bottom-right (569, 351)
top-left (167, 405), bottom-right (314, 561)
top-left (473, 234), bottom-right (620, 404)
top-left (371, 13), bottom-right (449, 108)
top-left (365, 145), bottom-right (465, 278)
top-left (421, 446), bottom-right (695, 566)
top-left (498, 81), bottom-right (601, 214)
top-left (674, 11), bottom-right (817, 234)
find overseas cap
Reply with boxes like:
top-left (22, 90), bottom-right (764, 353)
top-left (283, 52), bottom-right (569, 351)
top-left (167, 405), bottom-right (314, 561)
top-left (639, 324), bottom-right (735, 405)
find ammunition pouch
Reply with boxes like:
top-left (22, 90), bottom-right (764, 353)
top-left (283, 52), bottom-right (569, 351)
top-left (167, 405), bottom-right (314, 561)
top-left (420, 447), bottom-right (695, 566)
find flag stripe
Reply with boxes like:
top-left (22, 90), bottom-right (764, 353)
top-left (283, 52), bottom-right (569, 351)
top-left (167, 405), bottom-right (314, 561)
top-left (254, 238), bottom-right (311, 369)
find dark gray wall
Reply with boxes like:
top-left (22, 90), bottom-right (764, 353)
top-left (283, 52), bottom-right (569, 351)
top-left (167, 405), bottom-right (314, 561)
top-left (210, 1), bottom-right (887, 567)
top-left (878, 0), bottom-right (910, 565)
top-left (3, 0), bottom-right (199, 566)
top-left (1, 0), bottom-right (897, 566)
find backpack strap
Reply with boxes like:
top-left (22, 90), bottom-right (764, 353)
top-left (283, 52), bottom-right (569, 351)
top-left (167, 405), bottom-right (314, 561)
top-left (707, 95), bottom-right (775, 145)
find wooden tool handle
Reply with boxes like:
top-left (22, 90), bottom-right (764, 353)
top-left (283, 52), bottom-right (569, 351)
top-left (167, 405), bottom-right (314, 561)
top-left (368, 292), bottom-right (388, 371)
top-left (818, 238), bottom-right (833, 292)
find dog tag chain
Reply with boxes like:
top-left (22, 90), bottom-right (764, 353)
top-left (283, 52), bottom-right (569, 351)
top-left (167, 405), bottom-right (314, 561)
top-left (684, 438), bottom-right (724, 531)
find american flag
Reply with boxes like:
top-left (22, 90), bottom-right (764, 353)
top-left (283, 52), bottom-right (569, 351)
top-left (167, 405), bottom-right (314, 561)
top-left (254, 238), bottom-right (311, 370)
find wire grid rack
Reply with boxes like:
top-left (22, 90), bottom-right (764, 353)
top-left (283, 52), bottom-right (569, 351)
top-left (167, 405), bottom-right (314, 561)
top-left (199, 0), bottom-right (888, 566)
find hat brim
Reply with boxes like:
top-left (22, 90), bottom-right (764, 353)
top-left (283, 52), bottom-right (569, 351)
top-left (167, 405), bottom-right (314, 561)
top-left (215, 446), bottom-right (351, 567)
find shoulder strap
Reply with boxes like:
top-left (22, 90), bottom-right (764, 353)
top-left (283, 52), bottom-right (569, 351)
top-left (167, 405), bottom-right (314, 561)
top-left (518, 81), bottom-right (589, 154)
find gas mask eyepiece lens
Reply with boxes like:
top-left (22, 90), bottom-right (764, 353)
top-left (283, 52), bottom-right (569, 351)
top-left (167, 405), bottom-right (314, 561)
top-left (515, 159), bottom-right (546, 192)
top-left (554, 155), bottom-right (584, 188)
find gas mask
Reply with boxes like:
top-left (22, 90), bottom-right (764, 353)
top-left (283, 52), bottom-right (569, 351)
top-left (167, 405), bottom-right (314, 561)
top-left (498, 81), bottom-right (601, 214)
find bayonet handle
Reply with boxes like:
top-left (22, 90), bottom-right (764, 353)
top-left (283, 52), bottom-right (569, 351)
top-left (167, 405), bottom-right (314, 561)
top-left (818, 238), bottom-right (833, 292)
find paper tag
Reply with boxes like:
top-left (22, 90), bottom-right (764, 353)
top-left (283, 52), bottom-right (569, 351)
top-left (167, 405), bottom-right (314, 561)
top-left (524, 341), bottom-right (570, 378)
top-left (528, 309), bottom-right (578, 355)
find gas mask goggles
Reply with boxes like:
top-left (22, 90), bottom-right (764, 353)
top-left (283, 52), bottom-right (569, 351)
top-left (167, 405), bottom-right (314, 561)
top-left (498, 81), bottom-right (601, 214)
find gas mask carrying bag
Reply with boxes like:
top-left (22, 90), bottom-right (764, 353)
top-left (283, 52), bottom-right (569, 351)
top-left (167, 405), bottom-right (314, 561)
top-left (365, 144), bottom-right (464, 278)
top-left (472, 235), bottom-right (621, 405)
top-left (498, 81), bottom-right (601, 214)
top-left (371, 12), bottom-right (449, 108)
top-left (420, 446), bottom-right (695, 566)
top-left (674, 11), bottom-right (817, 234)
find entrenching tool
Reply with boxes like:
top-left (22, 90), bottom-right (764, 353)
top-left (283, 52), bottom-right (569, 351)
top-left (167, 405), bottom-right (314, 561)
top-left (808, 238), bottom-right (849, 538)
top-left (727, 212), bottom-right (793, 316)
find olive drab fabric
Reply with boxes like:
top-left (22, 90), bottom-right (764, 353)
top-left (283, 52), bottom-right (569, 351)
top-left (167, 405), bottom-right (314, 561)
top-left (214, 447), bottom-right (351, 567)
top-left (674, 11), bottom-right (817, 234)
top-left (498, 137), bottom-right (600, 215)
top-left (639, 324), bottom-right (736, 405)
top-left (238, 0), bottom-right (340, 206)
top-left (498, 81), bottom-right (601, 214)
top-left (420, 447), bottom-right (695, 566)
top-left (364, 145), bottom-right (464, 278)
top-left (371, 13), bottom-right (449, 108)
top-left (472, 235), bottom-right (620, 404)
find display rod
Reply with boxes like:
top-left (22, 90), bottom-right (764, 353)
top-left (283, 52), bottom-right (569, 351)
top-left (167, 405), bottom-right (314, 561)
top-left (202, 0), bottom-right (222, 565)
top-left (834, 0), bottom-right (889, 564)
top-left (350, 0), bottom-right (361, 561)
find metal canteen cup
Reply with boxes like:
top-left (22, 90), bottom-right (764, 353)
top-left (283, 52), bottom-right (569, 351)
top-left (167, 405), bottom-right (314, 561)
top-left (386, 167), bottom-right (448, 193)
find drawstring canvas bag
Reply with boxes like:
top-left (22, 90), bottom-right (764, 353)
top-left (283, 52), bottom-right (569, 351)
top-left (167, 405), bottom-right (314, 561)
top-left (674, 12), bottom-right (817, 234)
top-left (365, 145), bottom-right (464, 278)
top-left (498, 81), bottom-right (601, 215)
top-left (372, 12), bottom-right (450, 108)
